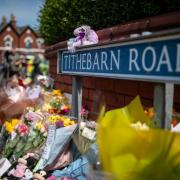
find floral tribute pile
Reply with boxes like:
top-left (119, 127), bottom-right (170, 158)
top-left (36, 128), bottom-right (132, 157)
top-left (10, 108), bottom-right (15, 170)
top-left (1, 76), bottom-right (180, 179)
top-left (0, 83), bottom-right (76, 179)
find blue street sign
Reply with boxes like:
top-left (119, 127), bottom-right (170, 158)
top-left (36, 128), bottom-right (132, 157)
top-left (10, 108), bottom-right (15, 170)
top-left (58, 34), bottom-right (180, 83)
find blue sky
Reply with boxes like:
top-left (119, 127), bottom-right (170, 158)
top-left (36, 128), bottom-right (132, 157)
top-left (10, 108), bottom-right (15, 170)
top-left (0, 0), bottom-right (44, 28)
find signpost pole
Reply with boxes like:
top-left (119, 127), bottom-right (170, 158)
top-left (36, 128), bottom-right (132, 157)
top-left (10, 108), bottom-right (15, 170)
top-left (165, 83), bottom-right (174, 129)
top-left (72, 76), bottom-right (82, 121)
top-left (153, 84), bottom-right (165, 128)
top-left (153, 83), bottom-right (174, 129)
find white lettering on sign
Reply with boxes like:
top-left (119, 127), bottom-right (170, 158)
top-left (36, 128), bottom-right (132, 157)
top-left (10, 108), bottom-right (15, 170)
top-left (142, 47), bottom-right (156, 72)
top-left (87, 53), bottom-right (92, 70)
top-left (81, 53), bottom-right (87, 70)
top-left (76, 55), bottom-right (81, 70)
top-left (156, 46), bottom-right (173, 72)
top-left (92, 53), bottom-right (100, 70)
top-left (176, 44), bottom-right (180, 72)
top-left (68, 55), bottom-right (71, 69)
top-left (64, 55), bottom-right (68, 69)
top-left (71, 55), bottom-right (76, 69)
top-left (110, 50), bottom-right (120, 70)
top-left (129, 48), bottom-right (140, 71)
top-left (61, 38), bottom-right (180, 82)
top-left (101, 51), bottom-right (108, 70)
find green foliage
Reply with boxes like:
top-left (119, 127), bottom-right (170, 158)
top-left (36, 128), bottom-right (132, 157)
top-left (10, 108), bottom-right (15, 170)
top-left (39, 0), bottom-right (180, 44)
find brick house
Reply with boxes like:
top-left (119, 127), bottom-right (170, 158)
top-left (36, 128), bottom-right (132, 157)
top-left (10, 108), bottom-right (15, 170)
top-left (0, 14), bottom-right (45, 62)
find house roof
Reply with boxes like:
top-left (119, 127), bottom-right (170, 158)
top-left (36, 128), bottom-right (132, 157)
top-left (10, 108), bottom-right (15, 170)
top-left (16, 26), bottom-right (27, 34)
top-left (20, 26), bottom-right (39, 38)
top-left (0, 22), bottom-right (40, 37)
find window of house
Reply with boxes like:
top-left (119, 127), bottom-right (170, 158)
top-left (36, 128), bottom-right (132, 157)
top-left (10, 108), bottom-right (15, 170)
top-left (25, 39), bottom-right (32, 48)
top-left (36, 38), bottom-right (44, 48)
top-left (4, 35), bottom-right (13, 48)
top-left (24, 37), bottom-right (33, 49)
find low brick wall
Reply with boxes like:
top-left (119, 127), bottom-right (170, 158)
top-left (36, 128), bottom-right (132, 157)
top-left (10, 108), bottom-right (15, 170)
top-left (46, 12), bottom-right (180, 119)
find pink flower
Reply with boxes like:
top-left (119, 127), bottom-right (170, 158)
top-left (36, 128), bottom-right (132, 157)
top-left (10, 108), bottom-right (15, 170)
top-left (18, 124), bottom-right (29, 136)
top-left (80, 106), bottom-right (88, 117)
top-left (44, 123), bottom-right (49, 131)
top-left (60, 108), bottom-right (70, 115)
top-left (25, 112), bottom-right (43, 122)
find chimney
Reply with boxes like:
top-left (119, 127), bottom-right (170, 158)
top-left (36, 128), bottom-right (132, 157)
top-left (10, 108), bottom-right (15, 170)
top-left (10, 14), bottom-right (16, 27)
top-left (1, 16), bottom-right (6, 28)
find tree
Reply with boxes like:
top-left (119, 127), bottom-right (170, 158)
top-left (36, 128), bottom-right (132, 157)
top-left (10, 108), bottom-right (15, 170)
top-left (39, 0), bottom-right (180, 45)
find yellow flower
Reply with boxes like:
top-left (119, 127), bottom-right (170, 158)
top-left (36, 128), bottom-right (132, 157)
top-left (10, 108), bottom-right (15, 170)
top-left (48, 115), bottom-right (59, 124)
top-left (36, 122), bottom-right (43, 130)
top-left (51, 90), bottom-right (62, 96)
top-left (70, 120), bottom-right (75, 125)
top-left (4, 119), bottom-right (21, 134)
top-left (11, 119), bottom-right (19, 127)
top-left (5, 123), bottom-right (14, 133)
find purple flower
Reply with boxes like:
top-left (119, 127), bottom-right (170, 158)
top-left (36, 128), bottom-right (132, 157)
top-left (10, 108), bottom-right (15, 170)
top-left (56, 121), bottom-right (64, 128)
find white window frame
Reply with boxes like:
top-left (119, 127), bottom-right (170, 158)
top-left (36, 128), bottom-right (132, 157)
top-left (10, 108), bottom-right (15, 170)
top-left (24, 36), bottom-right (34, 48)
top-left (3, 35), bottom-right (13, 48)
top-left (36, 38), bottom-right (44, 48)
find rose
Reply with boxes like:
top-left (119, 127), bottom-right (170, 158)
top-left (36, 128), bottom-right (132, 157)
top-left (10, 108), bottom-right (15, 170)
top-left (18, 124), bottom-right (29, 136)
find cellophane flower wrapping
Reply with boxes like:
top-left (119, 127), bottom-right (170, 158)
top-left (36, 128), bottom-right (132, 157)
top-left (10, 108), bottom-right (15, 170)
top-left (72, 121), bottom-right (97, 154)
top-left (98, 96), bottom-right (180, 180)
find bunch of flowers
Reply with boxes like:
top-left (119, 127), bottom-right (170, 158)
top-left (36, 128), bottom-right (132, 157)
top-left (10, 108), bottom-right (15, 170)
top-left (2, 110), bottom-right (48, 163)
top-left (48, 114), bottom-right (75, 128)
top-left (3, 118), bottom-right (21, 134)
top-left (24, 110), bottom-right (44, 124)
top-left (17, 121), bottom-right (47, 160)
top-left (49, 96), bottom-right (63, 114)
top-left (39, 89), bottom-right (70, 115)
top-left (2, 120), bottom-right (28, 159)
top-left (0, 119), bottom-right (20, 155)
top-left (47, 89), bottom-right (71, 114)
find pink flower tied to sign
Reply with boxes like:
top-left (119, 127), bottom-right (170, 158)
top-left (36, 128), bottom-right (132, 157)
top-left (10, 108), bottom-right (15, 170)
top-left (18, 124), bottom-right (29, 136)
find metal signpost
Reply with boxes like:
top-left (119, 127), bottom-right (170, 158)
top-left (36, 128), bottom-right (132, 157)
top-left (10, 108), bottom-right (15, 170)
top-left (58, 30), bottom-right (180, 129)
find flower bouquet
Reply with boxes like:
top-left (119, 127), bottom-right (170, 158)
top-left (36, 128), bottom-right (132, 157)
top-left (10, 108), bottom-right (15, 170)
top-left (33, 116), bottom-right (77, 172)
top-left (41, 89), bottom-right (71, 115)
top-left (98, 96), bottom-right (180, 180)
top-left (2, 121), bottom-right (28, 159)
top-left (48, 114), bottom-right (75, 127)
top-left (19, 122), bottom-right (47, 158)
top-left (2, 113), bottom-right (47, 163)
top-left (1, 119), bottom-right (21, 157)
